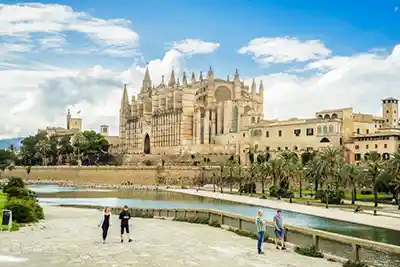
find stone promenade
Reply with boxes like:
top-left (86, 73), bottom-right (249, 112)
top-left (0, 205), bottom-right (340, 267)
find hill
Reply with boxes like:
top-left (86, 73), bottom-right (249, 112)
top-left (0, 137), bottom-right (24, 149)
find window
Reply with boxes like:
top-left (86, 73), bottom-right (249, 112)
top-left (356, 128), bottom-right (360, 134)
top-left (366, 144), bottom-right (369, 149)
top-left (328, 125), bottom-right (334, 133)
top-left (355, 145), bottom-right (359, 149)
top-left (294, 129), bottom-right (301, 136)
top-left (375, 144), bottom-right (378, 149)
top-left (294, 146), bottom-right (298, 150)
top-left (355, 153), bottom-right (361, 161)
top-left (384, 144), bottom-right (387, 148)
top-left (243, 133), bottom-right (246, 137)
top-left (317, 126), bottom-right (322, 134)
top-left (366, 129), bottom-right (369, 134)
top-left (277, 147), bottom-right (281, 151)
top-left (266, 146), bottom-right (270, 151)
top-left (278, 130), bottom-right (282, 137)
top-left (306, 128), bottom-right (314, 136)
top-left (266, 131), bottom-right (269, 138)
top-left (285, 146), bottom-right (288, 150)
top-left (323, 125), bottom-right (328, 133)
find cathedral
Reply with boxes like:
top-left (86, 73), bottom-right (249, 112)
top-left (119, 67), bottom-right (264, 155)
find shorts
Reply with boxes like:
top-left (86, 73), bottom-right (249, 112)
top-left (120, 225), bottom-right (130, 235)
top-left (275, 228), bottom-right (284, 238)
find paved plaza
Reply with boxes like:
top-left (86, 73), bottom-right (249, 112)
top-left (0, 205), bottom-right (340, 267)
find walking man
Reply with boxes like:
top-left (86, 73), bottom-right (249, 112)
top-left (255, 209), bottom-right (266, 254)
top-left (273, 209), bottom-right (286, 250)
top-left (119, 205), bottom-right (132, 243)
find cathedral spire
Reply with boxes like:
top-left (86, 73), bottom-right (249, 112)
top-left (227, 75), bottom-right (230, 82)
top-left (182, 72), bottom-right (188, 86)
top-left (121, 84), bottom-right (129, 106)
top-left (207, 66), bottom-right (214, 80)
top-left (142, 67), bottom-right (152, 91)
top-left (191, 72), bottom-right (196, 83)
top-left (251, 78), bottom-right (256, 91)
top-left (199, 71), bottom-right (203, 82)
top-left (176, 77), bottom-right (180, 87)
top-left (168, 69), bottom-right (176, 87)
top-left (159, 75), bottom-right (165, 88)
top-left (234, 69), bottom-right (240, 84)
top-left (259, 80), bottom-right (264, 95)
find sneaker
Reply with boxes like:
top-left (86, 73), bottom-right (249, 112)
top-left (282, 247), bottom-right (286, 250)
top-left (276, 246), bottom-right (280, 250)
top-left (103, 240), bottom-right (105, 244)
top-left (128, 239), bottom-right (133, 243)
top-left (121, 240), bottom-right (124, 243)
top-left (258, 251), bottom-right (264, 255)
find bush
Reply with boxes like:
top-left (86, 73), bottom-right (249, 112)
top-left (143, 160), bottom-right (153, 166)
top-left (4, 198), bottom-right (41, 223)
top-left (294, 245), bottom-right (324, 258)
top-left (5, 187), bottom-right (36, 200)
top-left (360, 189), bottom-right (372, 195)
top-left (343, 261), bottom-right (368, 267)
top-left (3, 177), bottom-right (25, 193)
top-left (228, 228), bottom-right (270, 242)
top-left (315, 190), bottom-right (344, 204)
top-left (239, 183), bottom-right (256, 194)
top-left (269, 185), bottom-right (293, 198)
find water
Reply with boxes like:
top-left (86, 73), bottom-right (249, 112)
top-left (31, 185), bottom-right (400, 246)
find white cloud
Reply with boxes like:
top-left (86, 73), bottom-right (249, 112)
top-left (0, 49), bottom-right (184, 139)
top-left (239, 37), bottom-right (331, 65)
top-left (0, 3), bottom-right (139, 57)
top-left (0, 43), bottom-right (32, 55)
top-left (243, 45), bottom-right (400, 121)
top-left (172, 39), bottom-right (220, 55)
top-left (39, 35), bottom-right (67, 50)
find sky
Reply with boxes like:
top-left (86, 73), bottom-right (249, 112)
top-left (0, 0), bottom-right (400, 138)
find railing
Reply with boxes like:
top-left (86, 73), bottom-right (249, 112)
top-left (110, 207), bottom-right (400, 266)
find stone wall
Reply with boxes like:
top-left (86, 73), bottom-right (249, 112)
top-left (3, 166), bottom-right (220, 185)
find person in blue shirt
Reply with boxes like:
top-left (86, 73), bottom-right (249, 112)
top-left (273, 209), bottom-right (286, 250)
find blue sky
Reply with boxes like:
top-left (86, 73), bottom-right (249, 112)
top-left (0, 1), bottom-right (400, 138)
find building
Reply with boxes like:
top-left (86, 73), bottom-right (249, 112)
top-left (244, 97), bottom-right (400, 164)
top-left (38, 109), bottom-right (82, 137)
top-left (119, 67), bottom-right (263, 156)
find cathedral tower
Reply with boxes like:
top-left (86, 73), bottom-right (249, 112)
top-left (382, 97), bottom-right (399, 128)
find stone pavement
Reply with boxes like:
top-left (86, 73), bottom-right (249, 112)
top-left (168, 189), bottom-right (400, 230)
top-left (0, 205), bottom-right (340, 267)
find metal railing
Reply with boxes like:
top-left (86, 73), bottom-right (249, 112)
top-left (109, 207), bottom-right (400, 266)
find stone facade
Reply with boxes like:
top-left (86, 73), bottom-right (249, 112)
top-left (243, 97), bottom-right (400, 164)
top-left (119, 67), bottom-right (263, 157)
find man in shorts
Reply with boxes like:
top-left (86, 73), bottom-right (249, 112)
top-left (273, 209), bottom-right (286, 250)
top-left (119, 205), bottom-right (133, 243)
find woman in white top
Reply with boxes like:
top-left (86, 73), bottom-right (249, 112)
top-left (98, 207), bottom-right (112, 244)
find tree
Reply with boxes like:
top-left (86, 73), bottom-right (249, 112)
top-left (300, 151), bottom-right (316, 198)
top-left (387, 150), bottom-right (400, 208)
top-left (20, 132), bottom-right (49, 166)
top-left (362, 151), bottom-right (384, 208)
top-left (339, 163), bottom-right (362, 204)
top-left (73, 131), bottom-right (110, 165)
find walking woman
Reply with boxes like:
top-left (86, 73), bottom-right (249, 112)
top-left (98, 207), bottom-right (112, 244)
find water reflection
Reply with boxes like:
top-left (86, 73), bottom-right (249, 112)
top-left (32, 185), bottom-right (400, 246)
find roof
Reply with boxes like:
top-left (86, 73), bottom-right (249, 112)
top-left (382, 97), bottom-right (398, 101)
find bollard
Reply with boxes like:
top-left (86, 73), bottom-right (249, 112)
top-left (1, 210), bottom-right (12, 232)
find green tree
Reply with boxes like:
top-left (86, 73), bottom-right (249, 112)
top-left (73, 131), bottom-right (110, 165)
top-left (387, 150), bottom-right (400, 208)
top-left (20, 132), bottom-right (49, 166)
top-left (362, 151), bottom-right (385, 208)
top-left (339, 163), bottom-right (362, 204)
top-left (300, 151), bottom-right (316, 198)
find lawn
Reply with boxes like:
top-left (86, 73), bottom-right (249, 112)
top-left (293, 189), bottom-right (393, 202)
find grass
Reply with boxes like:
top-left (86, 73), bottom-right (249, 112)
top-left (294, 245), bottom-right (324, 258)
top-left (342, 260), bottom-right (368, 267)
top-left (0, 192), bottom-right (20, 231)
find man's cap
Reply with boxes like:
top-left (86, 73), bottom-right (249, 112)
top-left (277, 209), bottom-right (282, 212)
top-left (124, 205), bottom-right (128, 208)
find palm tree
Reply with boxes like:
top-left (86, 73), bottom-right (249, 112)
top-left (387, 150), bottom-right (400, 208)
top-left (339, 163), bottom-right (362, 204)
top-left (313, 147), bottom-right (345, 208)
top-left (300, 151), bottom-right (316, 198)
top-left (280, 151), bottom-right (300, 200)
top-left (362, 151), bottom-right (384, 208)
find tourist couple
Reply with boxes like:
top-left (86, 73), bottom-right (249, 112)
top-left (255, 209), bottom-right (285, 254)
top-left (98, 205), bottom-right (133, 244)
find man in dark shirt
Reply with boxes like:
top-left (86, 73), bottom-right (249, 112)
top-left (119, 205), bottom-right (132, 243)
